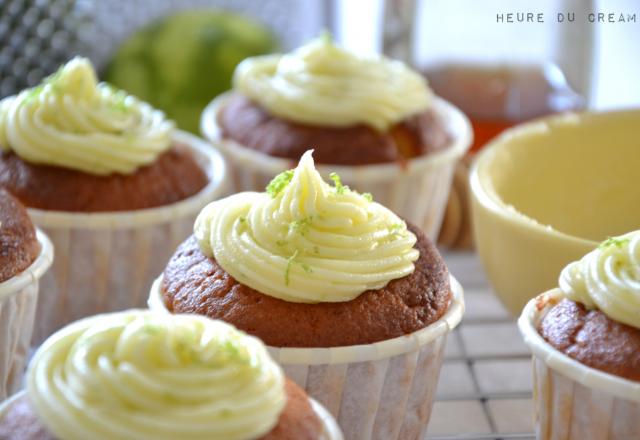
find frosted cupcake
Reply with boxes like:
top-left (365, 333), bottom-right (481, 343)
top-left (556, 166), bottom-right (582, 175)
top-left (200, 35), bottom-right (472, 240)
top-left (519, 231), bottom-right (640, 439)
top-left (150, 150), bottom-right (464, 438)
top-left (0, 310), bottom-right (342, 439)
top-left (0, 189), bottom-right (53, 399)
top-left (0, 57), bottom-right (227, 343)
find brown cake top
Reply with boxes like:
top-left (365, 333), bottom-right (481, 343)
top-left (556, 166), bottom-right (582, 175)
top-left (0, 188), bottom-right (39, 282)
top-left (218, 93), bottom-right (451, 165)
top-left (162, 223), bottom-right (451, 347)
top-left (0, 144), bottom-right (208, 212)
top-left (0, 380), bottom-right (322, 440)
top-left (538, 298), bottom-right (640, 381)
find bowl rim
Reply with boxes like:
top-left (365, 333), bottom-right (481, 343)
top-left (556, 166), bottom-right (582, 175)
top-left (469, 108), bottom-right (640, 248)
top-left (200, 91), bottom-right (473, 180)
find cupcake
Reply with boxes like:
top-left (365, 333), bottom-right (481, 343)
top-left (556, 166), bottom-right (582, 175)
top-left (518, 232), bottom-right (640, 439)
top-left (200, 35), bottom-right (472, 240)
top-left (0, 57), bottom-right (227, 343)
top-left (149, 151), bottom-right (464, 438)
top-left (0, 310), bottom-right (342, 439)
top-left (0, 189), bottom-right (53, 399)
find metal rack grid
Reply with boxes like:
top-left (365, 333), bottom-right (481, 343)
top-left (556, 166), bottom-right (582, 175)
top-left (426, 252), bottom-right (536, 440)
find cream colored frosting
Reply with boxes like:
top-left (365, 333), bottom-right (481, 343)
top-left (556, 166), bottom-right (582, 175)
top-left (559, 231), bottom-right (640, 329)
top-left (0, 57), bottom-right (173, 175)
top-left (27, 310), bottom-right (286, 440)
top-left (195, 150), bottom-right (419, 303)
top-left (233, 35), bottom-right (432, 131)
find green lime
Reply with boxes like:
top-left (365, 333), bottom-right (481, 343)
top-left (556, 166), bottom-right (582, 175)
top-left (105, 10), bottom-right (278, 133)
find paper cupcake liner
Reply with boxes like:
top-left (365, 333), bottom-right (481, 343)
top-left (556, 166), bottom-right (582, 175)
top-left (27, 131), bottom-right (227, 345)
top-left (0, 392), bottom-right (343, 440)
top-left (149, 275), bottom-right (464, 439)
top-left (200, 93), bottom-right (473, 241)
top-left (0, 230), bottom-right (53, 399)
top-left (311, 398), bottom-right (345, 440)
top-left (519, 289), bottom-right (640, 440)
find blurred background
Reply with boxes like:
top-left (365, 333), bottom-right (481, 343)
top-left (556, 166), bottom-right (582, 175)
top-left (1, 0), bottom-right (638, 249)
top-left (0, 0), bottom-right (637, 248)
top-left (1, 0), bottom-right (638, 122)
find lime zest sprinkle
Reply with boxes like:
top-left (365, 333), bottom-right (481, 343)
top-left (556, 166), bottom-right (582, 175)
top-left (289, 216), bottom-right (313, 235)
top-left (362, 192), bottom-right (373, 202)
top-left (24, 85), bottom-right (45, 103)
top-left (319, 30), bottom-right (333, 44)
top-left (329, 172), bottom-right (349, 195)
top-left (266, 169), bottom-right (294, 198)
top-left (236, 216), bottom-right (248, 233)
top-left (599, 237), bottom-right (630, 250)
top-left (23, 64), bottom-right (67, 103)
top-left (104, 84), bottom-right (131, 113)
top-left (275, 239), bottom-right (287, 247)
top-left (220, 408), bottom-right (233, 418)
top-left (388, 223), bottom-right (407, 240)
top-left (301, 263), bottom-right (313, 274)
top-left (284, 250), bottom-right (299, 285)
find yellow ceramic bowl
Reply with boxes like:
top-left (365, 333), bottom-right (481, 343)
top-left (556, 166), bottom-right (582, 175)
top-left (470, 109), bottom-right (640, 316)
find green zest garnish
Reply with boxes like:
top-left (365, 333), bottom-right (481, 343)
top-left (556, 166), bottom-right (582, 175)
top-left (319, 29), bottom-right (333, 45)
top-left (23, 64), bottom-right (67, 103)
top-left (387, 223), bottom-right (407, 241)
top-left (105, 84), bottom-right (131, 113)
top-left (24, 84), bottom-right (45, 103)
top-left (284, 250), bottom-right (299, 285)
top-left (266, 169), bottom-right (294, 198)
top-left (219, 409), bottom-right (233, 418)
top-left (284, 250), bottom-right (313, 284)
top-left (289, 216), bottom-right (313, 235)
top-left (329, 172), bottom-right (348, 195)
top-left (141, 323), bottom-right (162, 335)
top-left (363, 192), bottom-right (373, 202)
top-left (600, 237), bottom-right (630, 250)
top-left (236, 216), bottom-right (248, 233)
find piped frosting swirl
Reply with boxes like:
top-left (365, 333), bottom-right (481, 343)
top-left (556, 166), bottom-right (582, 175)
top-left (0, 57), bottom-right (173, 175)
top-left (559, 231), bottom-right (640, 329)
top-left (233, 35), bottom-right (432, 131)
top-left (195, 150), bottom-right (420, 303)
top-left (27, 310), bottom-right (286, 440)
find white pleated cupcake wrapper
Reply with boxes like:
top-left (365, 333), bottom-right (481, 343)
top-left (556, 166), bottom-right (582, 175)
top-left (149, 275), bottom-right (464, 440)
top-left (200, 93), bottom-right (473, 241)
top-left (27, 131), bottom-right (228, 345)
top-left (519, 289), bottom-right (640, 440)
top-left (0, 230), bottom-right (53, 400)
top-left (0, 392), bottom-right (343, 440)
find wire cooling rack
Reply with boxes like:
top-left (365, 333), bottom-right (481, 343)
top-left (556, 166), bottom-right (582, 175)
top-left (426, 251), bottom-right (536, 440)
